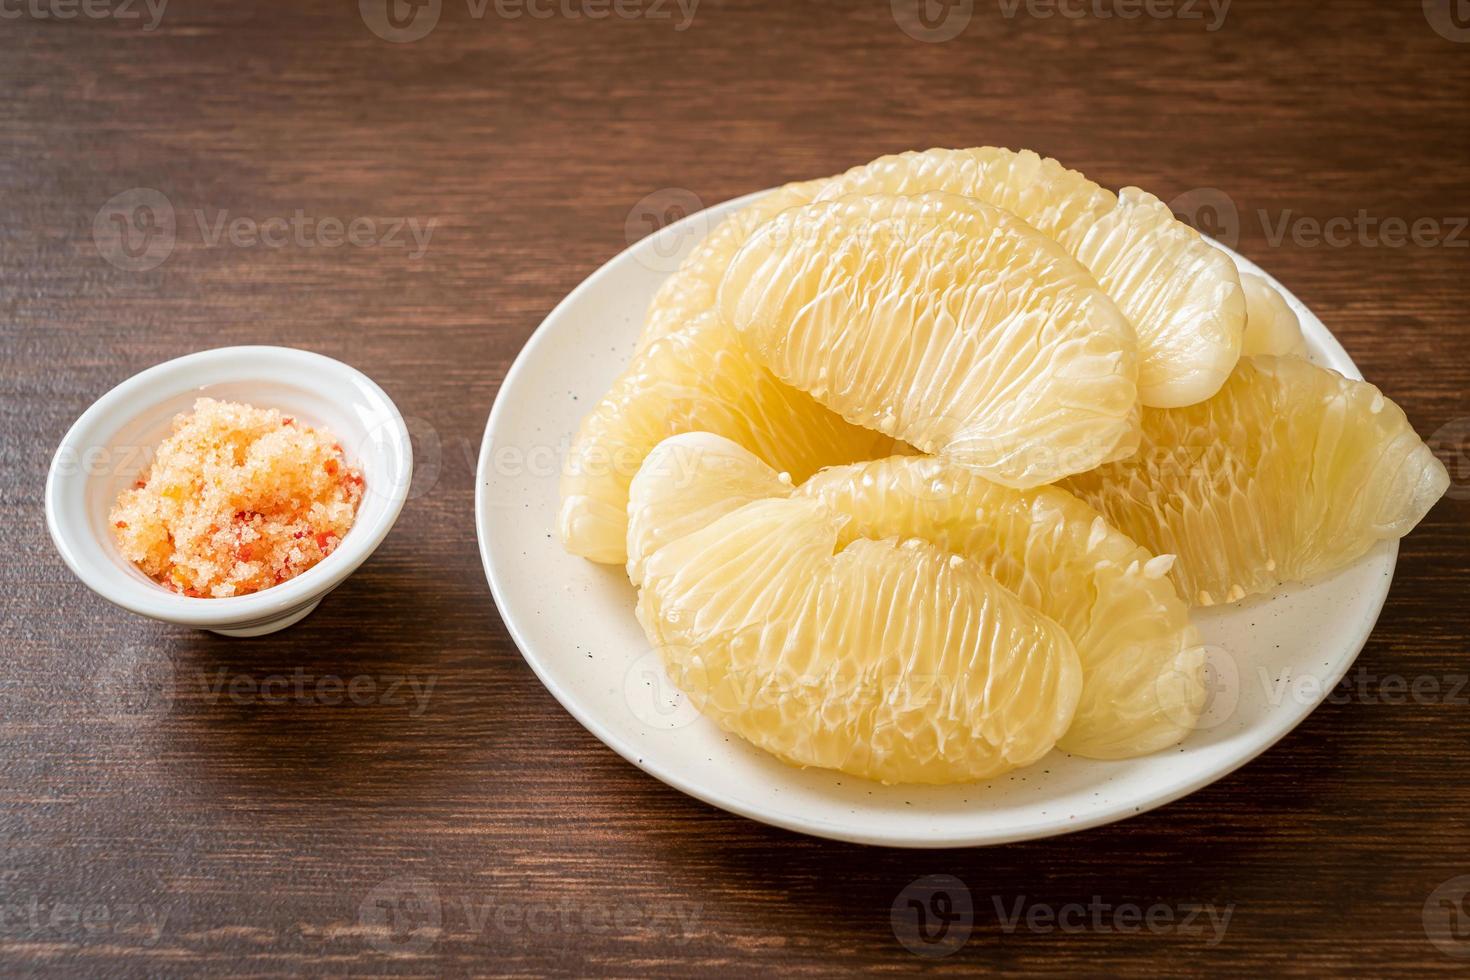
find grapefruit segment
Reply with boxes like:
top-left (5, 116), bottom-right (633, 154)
top-left (1062, 355), bottom-right (1449, 605)
top-left (797, 455), bottom-right (1204, 759)
top-left (639, 181), bottom-right (821, 351)
top-left (558, 312), bottom-right (890, 564)
top-left (1240, 272), bottom-right (1307, 357)
top-left (814, 147), bottom-right (1246, 407)
top-left (718, 192), bottom-right (1139, 488)
top-left (633, 490), bottom-right (1082, 785)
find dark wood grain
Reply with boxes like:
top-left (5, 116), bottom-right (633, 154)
top-left (2, 0), bottom-right (1468, 975)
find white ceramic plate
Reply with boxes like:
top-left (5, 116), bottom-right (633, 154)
top-left (476, 191), bottom-right (1396, 848)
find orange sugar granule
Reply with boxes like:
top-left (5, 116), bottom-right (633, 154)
top-left (110, 398), bottom-right (364, 598)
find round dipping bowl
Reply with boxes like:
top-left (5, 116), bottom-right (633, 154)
top-left (45, 346), bottom-right (413, 636)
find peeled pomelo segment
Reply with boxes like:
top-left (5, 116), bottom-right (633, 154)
top-left (718, 191), bottom-right (1140, 489)
top-left (796, 454), bottom-right (1203, 759)
top-left (1071, 189), bottom-right (1245, 407)
top-left (626, 432), bottom-right (793, 587)
top-left (816, 146), bottom-right (1115, 250)
top-left (1240, 272), bottom-right (1307, 357)
top-left (1062, 355), bottom-right (1450, 606)
top-left (636, 495), bottom-right (1082, 785)
top-left (638, 181), bottom-right (823, 351)
top-left (814, 147), bottom-right (1246, 408)
top-left (558, 312), bottom-right (892, 564)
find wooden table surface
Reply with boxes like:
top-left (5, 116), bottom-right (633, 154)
top-left (3, 0), bottom-right (1468, 975)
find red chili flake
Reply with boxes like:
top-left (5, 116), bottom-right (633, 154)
top-left (314, 532), bottom-right (333, 552)
top-left (133, 479), bottom-right (147, 489)
top-left (115, 521), bottom-right (127, 529)
top-left (237, 544), bottom-right (254, 562)
top-left (324, 459), bottom-right (339, 476)
top-left (282, 417), bottom-right (295, 426)
top-left (293, 530), bottom-right (307, 540)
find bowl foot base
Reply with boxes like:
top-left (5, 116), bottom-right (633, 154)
top-left (209, 599), bottom-right (321, 637)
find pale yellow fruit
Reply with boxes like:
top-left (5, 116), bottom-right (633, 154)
top-left (798, 455), bottom-right (1204, 759)
top-left (1240, 272), bottom-right (1307, 357)
top-left (1062, 355), bottom-right (1449, 606)
top-left (558, 312), bottom-right (891, 564)
top-left (718, 192), bottom-right (1140, 488)
top-left (625, 432), bottom-right (793, 587)
top-left (628, 434), bottom-right (1201, 759)
top-left (814, 147), bottom-right (1245, 407)
top-left (639, 181), bottom-right (822, 351)
top-left (633, 491), bottom-right (1082, 785)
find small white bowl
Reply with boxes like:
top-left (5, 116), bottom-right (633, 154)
top-left (46, 346), bottom-right (413, 636)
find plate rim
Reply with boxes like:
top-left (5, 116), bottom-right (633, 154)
top-left (475, 189), bottom-right (1396, 848)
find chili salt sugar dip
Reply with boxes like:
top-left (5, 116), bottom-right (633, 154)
top-left (47, 345), bottom-right (410, 635)
top-left (111, 398), bottom-right (364, 598)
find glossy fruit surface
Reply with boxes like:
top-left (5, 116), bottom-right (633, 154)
top-left (632, 479), bottom-right (1082, 784)
top-left (798, 455), bottom-right (1204, 758)
top-left (638, 181), bottom-right (821, 351)
top-left (814, 147), bottom-right (1245, 407)
top-left (718, 192), bottom-right (1139, 488)
top-left (558, 312), bottom-right (890, 564)
top-left (1062, 355), bottom-right (1449, 605)
top-left (1240, 272), bottom-right (1307, 357)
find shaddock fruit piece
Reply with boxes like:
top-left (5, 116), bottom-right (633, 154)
top-left (630, 454), bottom-right (1082, 784)
top-left (798, 454), bottom-right (1204, 758)
top-left (1062, 355), bottom-right (1449, 606)
top-left (1239, 272), bottom-right (1307, 357)
top-left (814, 147), bottom-right (1246, 407)
top-left (639, 181), bottom-right (822, 352)
top-left (558, 312), bottom-right (890, 564)
top-left (718, 191), bottom-right (1139, 488)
